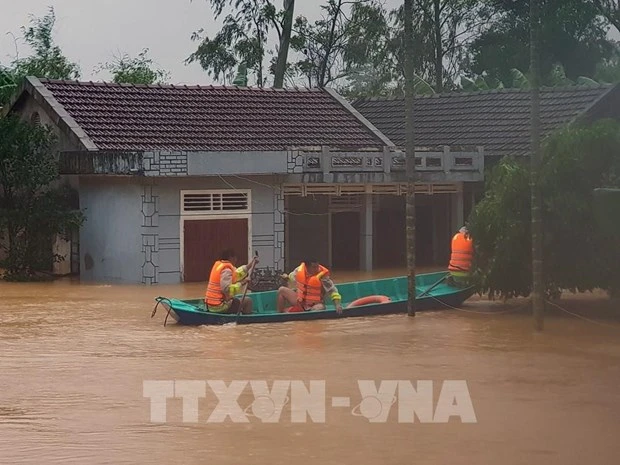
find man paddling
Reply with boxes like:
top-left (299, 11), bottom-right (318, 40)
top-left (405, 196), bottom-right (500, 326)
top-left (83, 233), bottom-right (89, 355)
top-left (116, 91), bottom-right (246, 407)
top-left (277, 258), bottom-right (343, 314)
top-left (205, 249), bottom-right (258, 314)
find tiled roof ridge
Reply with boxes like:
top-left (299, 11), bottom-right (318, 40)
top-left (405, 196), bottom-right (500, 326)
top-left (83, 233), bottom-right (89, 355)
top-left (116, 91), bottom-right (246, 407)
top-left (37, 77), bottom-right (322, 92)
top-left (353, 83), bottom-right (617, 103)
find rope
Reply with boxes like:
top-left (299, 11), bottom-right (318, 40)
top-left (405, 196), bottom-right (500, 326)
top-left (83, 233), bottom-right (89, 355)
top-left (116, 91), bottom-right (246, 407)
top-left (422, 290), bottom-right (618, 326)
top-left (416, 288), bottom-right (531, 315)
top-left (545, 299), bottom-right (620, 329)
top-left (434, 294), bottom-right (530, 314)
top-left (151, 297), bottom-right (175, 327)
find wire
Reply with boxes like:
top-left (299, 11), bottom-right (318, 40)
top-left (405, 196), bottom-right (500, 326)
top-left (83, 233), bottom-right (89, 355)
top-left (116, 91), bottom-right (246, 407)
top-left (218, 174), bottom-right (333, 217)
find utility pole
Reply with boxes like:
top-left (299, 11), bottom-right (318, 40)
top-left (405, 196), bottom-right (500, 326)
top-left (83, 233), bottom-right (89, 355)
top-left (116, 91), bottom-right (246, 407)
top-left (404, 0), bottom-right (417, 317)
top-left (530, 0), bottom-right (544, 330)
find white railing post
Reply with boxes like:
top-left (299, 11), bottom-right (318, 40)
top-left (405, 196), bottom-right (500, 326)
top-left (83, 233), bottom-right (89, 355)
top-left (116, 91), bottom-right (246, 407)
top-left (383, 146), bottom-right (391, 174)
top-left (321, 145), bottom-right (331, 175)
top-left (443, 145), bottom-right (451, 173)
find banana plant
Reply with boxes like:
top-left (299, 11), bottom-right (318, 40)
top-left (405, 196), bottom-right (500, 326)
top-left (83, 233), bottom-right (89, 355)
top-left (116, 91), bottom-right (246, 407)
top-left (460, 65), bottom-right (602, 92)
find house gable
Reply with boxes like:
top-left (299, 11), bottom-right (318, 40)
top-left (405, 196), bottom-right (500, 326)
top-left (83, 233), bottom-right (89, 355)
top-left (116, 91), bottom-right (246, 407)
top-left (2, 76), bottom-right (98, 152)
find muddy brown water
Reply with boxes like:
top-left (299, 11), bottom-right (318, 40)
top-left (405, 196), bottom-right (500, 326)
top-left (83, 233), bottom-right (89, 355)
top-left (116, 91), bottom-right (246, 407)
top-left (1, 274), bottom-right (620, 465)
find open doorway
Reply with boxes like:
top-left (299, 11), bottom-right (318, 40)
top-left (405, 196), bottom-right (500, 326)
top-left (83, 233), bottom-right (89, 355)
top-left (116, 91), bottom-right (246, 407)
top-left (331, 211), bottom-right (360, 270)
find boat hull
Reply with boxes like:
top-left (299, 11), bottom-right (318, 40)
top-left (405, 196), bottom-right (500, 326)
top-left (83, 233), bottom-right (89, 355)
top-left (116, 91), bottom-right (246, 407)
top-left (152, 272), bottom-right (475, 326)
top-left (158, 280), bottom-right (474, 326)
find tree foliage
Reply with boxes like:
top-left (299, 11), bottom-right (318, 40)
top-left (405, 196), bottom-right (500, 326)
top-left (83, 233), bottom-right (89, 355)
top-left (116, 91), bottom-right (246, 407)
top-left (96, 48), bottom-right (170, 85)
top-left (0, 116), bottom-right (85, 280)
top-left (591, 0), bottom-right (620, 33)
top-left (0, 7), bottom-right (79, 107)
top-left (11, 7), bottom-right (80, 81)
top-left (187, 0), bottom-right (282, 86)
top-left (186, 0), bottom-right (617, 95)
top-left (468, 0), bottom-right (614, 87)
top-left (468, 120), bottom-right (620, 300)
top-left (460, 64), bottom-right (603, 92)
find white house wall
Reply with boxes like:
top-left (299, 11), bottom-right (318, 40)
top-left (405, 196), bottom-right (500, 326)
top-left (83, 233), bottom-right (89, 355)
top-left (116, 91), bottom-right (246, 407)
top-left (76, 175), bottom-right (283, 285)
top-left (78, 177), bottom-right (144, 283)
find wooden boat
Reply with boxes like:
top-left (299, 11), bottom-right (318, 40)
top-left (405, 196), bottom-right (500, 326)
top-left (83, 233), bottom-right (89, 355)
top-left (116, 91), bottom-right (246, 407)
top-left (151, 271), bottom-right (475, 326)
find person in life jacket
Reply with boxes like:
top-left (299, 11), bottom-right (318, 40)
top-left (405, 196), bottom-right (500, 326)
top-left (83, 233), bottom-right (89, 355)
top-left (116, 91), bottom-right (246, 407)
top-left (277, 258), bottom-right (343, 314)
top-left (448, 226), bottom-right (474, 285)
top-left (205, 248), bottom-right (258, 314)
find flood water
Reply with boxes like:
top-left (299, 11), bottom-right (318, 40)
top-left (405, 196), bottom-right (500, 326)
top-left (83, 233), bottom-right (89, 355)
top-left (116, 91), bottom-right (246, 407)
top-left (1, 275), bottom-right (620, 465)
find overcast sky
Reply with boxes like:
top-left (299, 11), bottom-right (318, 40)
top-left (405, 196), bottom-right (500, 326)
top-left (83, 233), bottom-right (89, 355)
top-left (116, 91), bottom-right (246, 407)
top-left (0, 0), bottom-right (403, 85)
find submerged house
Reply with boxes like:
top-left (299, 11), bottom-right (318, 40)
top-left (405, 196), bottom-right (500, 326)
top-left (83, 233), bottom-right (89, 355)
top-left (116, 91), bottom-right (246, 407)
top-left (4, 77), bottom-right (487, 284)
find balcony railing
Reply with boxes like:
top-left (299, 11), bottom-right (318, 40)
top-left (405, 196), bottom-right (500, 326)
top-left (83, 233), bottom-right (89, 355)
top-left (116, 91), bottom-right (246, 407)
top-left (301, 146), bottom-right (484, 176)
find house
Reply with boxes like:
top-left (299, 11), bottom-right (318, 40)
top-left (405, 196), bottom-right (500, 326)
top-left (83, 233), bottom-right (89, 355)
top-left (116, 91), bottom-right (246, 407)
top-left (2, 77), bottom-right (485, 284)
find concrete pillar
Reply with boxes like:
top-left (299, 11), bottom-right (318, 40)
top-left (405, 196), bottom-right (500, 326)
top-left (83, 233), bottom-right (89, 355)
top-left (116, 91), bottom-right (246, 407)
top-left (432, 196), bottom-right (440, 264)
top-left (451, 183), bottom-right (465, 232)
top-left (360, 193), bottom-right (373, 271)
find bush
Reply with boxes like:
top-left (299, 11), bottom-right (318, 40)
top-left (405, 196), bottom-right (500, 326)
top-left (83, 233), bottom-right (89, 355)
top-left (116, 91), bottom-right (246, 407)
top-left (0, 115), bottom-right (85, 280)
top-left (468, 119), bottom-right (620, 299)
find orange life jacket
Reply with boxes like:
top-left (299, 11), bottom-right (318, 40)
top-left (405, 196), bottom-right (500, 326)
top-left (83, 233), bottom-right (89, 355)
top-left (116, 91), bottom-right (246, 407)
top-left (296, 263), bottom-right (329, 307)
top-left (449, 232), bottom-right (474, 273)
top-left (205, 260), bottom-right (237, 306)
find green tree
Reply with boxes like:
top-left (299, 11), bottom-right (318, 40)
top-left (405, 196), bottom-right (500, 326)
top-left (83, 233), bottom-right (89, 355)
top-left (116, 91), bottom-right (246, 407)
top-left (188, 0), bottom-right (285, 86)
top-left (0, 7), bottom-right (79, 108)
top-left (469, 0), bottom-right (614, 86)
top-left (460, 64), bottom-right (602, 91)
top-left (591, 0), bottom-right (620, 32)
top-left (0, 115), bottom-right (85, 281)
top-left (467, 120), bottom-right (620, 301)
top-left (291, 0), bottom-right (409, 91)
top-left (595, 41), bottom-right (620, 83)
top-left (96, 48), bottom-right (170, 85)
top-left (290, 0), bottom-right (361, 88)
top-left (330, 0), bottom-right (489, 96)
top-left (389, 0), bottom-right (492, 92)
top-left (11, 7), bottom-right (80, 81)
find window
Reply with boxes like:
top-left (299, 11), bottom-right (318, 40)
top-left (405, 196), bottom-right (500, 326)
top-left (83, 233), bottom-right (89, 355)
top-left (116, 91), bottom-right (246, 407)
top-left (181, 190), bottom-right (251, 215)
top-left (30, 111), bottom-right (41, 126)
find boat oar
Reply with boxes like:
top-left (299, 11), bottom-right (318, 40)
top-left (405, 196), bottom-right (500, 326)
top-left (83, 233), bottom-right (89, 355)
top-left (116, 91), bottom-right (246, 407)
top-left (417, 272), bottom-right (450, 299)
top-left (236, 251), bottom-right (259, 323)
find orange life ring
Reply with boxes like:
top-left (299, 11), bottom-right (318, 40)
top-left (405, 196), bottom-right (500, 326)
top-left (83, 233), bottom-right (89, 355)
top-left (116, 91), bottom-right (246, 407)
top-left (346, 295), bottom-right (391, 308)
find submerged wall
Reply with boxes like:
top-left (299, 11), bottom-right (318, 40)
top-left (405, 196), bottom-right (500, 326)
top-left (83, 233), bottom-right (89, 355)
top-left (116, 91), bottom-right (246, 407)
top-left (76, 175), bottom-right (281, 285)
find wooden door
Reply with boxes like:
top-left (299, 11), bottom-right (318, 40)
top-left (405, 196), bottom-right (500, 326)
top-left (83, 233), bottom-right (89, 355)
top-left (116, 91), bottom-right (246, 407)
top-left (183, 218), bottom-right (248, 282)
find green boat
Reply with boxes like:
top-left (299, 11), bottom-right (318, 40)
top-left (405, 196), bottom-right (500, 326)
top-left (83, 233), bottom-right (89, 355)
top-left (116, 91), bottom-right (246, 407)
top-left (151, 271), bottom-right (475, 326)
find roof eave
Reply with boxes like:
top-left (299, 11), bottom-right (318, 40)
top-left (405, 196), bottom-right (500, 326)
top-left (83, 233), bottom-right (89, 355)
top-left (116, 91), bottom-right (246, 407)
top-left (569, 82), bottom-right (620, 126)
top-left (323, 87), bottom-right (396, 147)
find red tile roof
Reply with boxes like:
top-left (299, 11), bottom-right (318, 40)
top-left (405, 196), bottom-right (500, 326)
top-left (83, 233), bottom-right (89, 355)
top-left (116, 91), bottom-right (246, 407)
top-left (37, 79), bottom-right (386, 151)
